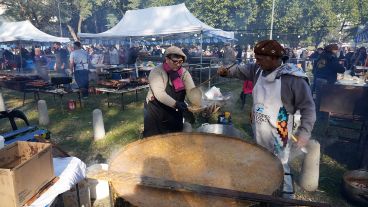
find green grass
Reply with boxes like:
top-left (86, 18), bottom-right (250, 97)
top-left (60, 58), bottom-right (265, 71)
top-left (0, 79), bottom-right (361, 206)
top-left (1, 87), bottom-right (147, 163)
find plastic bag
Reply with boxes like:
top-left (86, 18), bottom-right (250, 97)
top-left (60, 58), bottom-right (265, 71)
top-left (205, 86), bottom-right (222, 99)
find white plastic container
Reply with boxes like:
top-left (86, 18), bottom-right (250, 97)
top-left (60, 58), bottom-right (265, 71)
top-left (86, 164), bottom-right (110, 200)
top-left (0, 135), bottom-right (4, 149)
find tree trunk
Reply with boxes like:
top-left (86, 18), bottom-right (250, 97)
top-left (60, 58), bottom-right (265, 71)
top-left (340, 19), bottom-right (346, 32)
top-left (358, 0), bottom-right (363, 24)
top-left (94, 15), bottom-right (98, 33)
top-left (316, 32), bottom-right (325, 48)
top-left (77, 16), bottom-right (83, 34)
top-left (67, 24), bottom-right (79, 41)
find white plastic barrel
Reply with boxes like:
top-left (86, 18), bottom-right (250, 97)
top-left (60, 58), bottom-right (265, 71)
top-left (299, 140), bottom-right (320, 191)
top-left (87, 164), bottom-right (110, 201)
top-left (0, 135), bottom-right (4, 149)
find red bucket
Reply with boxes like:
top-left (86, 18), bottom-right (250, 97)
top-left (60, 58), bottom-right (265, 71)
top-left (68, 99), bottom-right (76, 110)
top-left (88, 86), bottom-right (96, 95)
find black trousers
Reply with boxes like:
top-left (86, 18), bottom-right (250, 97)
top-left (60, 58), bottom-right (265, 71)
top-left (143, 101), bottom-right (183, 138)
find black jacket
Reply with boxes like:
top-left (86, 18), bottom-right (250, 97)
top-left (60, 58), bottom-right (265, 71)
top-left (314, 51), bottom-right (345, 83)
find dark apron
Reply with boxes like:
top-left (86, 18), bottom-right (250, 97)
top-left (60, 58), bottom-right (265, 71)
top-left (143, 80), bottom-right (186, 137)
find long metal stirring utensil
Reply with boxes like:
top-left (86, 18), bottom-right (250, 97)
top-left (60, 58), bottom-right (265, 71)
top-left (187, 62), bottom-right (237, 110)
top-left (194, 62), bottom-right (237, 88)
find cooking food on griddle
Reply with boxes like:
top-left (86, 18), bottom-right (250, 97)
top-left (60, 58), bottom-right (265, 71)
top-left (26, 80), bottom-right (49, 87)
top-left (98, 80), bottom-right (127, 89)
top-left (347, 177), bottom-right (368, 190)
top-left (137, 77), bottom-right (149, 84)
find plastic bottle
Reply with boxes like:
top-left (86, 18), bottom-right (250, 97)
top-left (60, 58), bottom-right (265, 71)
top-left (224, 111), bottom-right (232, 124)
top-left (0, 135), bottom-right (4, 149)
top-left (217, 113), bottom-right (225, 124)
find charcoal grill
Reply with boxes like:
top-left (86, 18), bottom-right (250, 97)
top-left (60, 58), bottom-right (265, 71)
top-left (51, 77), bottom-right (72, 86)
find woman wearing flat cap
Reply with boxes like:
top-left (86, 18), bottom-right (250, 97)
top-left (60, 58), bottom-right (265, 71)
top-left (218, 39), bottom-right (316, 197)
top-left (143, 46), bottom-right (195, 137)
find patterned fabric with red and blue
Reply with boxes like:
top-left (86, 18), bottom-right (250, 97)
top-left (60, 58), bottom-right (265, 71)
top-left (276, 106), bottom-right (289, 148)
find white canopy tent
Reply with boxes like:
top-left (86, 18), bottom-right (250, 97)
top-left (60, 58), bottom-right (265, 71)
top-left (0, 20), bottom-right (70, 43)
top-left (78, 3), bottom-right (234, 40)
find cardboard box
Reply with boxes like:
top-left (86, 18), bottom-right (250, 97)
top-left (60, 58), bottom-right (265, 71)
top-left (0, 141), bottom-right (54, 207)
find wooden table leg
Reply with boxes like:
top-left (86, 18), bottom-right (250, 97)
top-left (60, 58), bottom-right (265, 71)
top-left (107, 93), bottom-right (110, 107)
top-left (76, 183), bottom-right (81, 207)
top-left (23, 92), bottom-right (26, 106)
top-left (77, 91), bottom-right (82, 108)
top-left (32, 91), bottom-right (40, 102)
top-left (121, 93), bottom-right (124, 110)
top-left (59, 94), bottom-right (64, 113)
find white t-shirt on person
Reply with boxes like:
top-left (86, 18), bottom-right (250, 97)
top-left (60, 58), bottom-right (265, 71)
top-left (70, 49), bottom-right (88, 71)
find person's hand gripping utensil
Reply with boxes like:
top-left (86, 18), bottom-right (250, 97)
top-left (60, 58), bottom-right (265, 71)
top-left (291, 134), bottom-right (308, 153)
top-left (217, 62), bottom-right (237, 77)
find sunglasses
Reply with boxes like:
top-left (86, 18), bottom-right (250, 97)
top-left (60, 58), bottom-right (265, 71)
top-left (169, 57), bottom-right (184, 64)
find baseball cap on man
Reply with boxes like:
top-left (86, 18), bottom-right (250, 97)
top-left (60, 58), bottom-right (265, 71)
top-left (164, 46), bottom-right (187, 61)
top-left (254, 40), bottom-right (285, 57)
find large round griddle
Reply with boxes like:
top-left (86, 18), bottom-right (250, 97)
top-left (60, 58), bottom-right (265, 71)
top-left (109, 132), bottom-right (283, 207)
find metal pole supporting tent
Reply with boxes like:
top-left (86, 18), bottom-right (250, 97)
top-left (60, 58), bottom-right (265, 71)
top-left (19, 41), bottom-right (23, 72)
top-left (270, 0), bottom-right (276, 39)
top-left (200, 31), bottom-right (203, 65)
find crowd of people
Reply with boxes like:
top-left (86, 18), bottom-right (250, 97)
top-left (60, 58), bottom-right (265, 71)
top-left (0, 43), bottom-right (70, 71)
top-left (1, 41), bottom-right (367, 71)
top-left (0, 43), bottom-right (253, 71)
top-left (1, 41), bottom-right (367, 90)
top-left (309, 46), bottom-right (368, 70)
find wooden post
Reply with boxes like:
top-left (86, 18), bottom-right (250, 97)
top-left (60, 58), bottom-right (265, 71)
top-left (299, 140), bottom-right (320, 191)
top-left (0, 93), bottom-right (6, 112)
top-left (38, 100), bottom-right (50, 126)
top-left (93, 109), bottom-right (105, 141)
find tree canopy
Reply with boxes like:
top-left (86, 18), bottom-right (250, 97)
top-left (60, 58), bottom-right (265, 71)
top-left (0, 0), bottom-right (366, 46)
